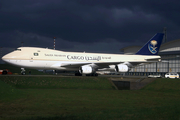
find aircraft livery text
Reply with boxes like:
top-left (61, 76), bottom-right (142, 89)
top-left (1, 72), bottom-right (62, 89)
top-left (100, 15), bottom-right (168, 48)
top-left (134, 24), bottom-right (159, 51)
top-left (44, 54), bottom-right (111, 61)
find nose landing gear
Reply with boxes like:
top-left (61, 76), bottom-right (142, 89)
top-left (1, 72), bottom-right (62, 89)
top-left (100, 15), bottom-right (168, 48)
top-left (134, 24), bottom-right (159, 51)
top-left (21, 68), bottom-right (26, 75)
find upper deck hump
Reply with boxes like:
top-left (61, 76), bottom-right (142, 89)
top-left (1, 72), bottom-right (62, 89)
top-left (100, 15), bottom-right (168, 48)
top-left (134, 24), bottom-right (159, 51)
top-left (17, 47), bottom-right (64, 53)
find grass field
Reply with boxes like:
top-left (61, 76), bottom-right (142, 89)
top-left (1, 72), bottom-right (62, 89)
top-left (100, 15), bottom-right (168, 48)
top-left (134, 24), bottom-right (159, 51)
top-left (0, 76), bottom-right (180, 120)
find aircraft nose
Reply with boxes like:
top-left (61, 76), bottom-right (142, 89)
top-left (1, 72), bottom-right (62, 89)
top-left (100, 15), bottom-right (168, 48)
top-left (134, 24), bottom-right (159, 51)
top-left (2, 54), bottom-right (8, 62)
top-left (1, 52), bottom-right (14, 63)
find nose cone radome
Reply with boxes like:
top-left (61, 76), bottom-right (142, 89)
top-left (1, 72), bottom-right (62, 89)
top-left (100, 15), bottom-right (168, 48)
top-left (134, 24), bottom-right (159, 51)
top-left (2, 54), bottom-right (9, 62)
top-left (1, 52), bottom-right (16, 63)
top-left (2, 54), bottom-right (6, 60)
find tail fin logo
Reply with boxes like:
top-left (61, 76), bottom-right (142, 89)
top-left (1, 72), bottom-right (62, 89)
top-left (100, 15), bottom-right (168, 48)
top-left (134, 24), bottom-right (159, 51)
top-left (148, 40), bottom-right (158, 54)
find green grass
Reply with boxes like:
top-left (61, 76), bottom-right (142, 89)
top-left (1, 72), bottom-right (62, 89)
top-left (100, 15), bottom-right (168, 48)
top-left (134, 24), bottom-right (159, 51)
top-left (0, 76), bottom-right (113, 89)
top-left (0, 76), bottom-right (180, 120)
top-left (0, 79), bottom-right (26, 101)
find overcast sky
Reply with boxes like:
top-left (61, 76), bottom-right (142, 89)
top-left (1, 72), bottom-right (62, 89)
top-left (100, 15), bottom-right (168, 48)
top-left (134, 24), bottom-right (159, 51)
top-left (1, 0), bottom-right (180, 61)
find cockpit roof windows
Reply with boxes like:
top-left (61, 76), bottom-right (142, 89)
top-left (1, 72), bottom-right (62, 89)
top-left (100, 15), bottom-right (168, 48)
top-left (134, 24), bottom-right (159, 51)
top-left (15, 49), bottom-right (21, 51)
top-left (34, 53), bottom-right (39, 56)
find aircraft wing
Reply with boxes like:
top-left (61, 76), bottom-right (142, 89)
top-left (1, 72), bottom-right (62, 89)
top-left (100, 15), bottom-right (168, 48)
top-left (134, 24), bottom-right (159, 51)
top-left (61, 62), bottom-right (125, 69)
top-left (96, 61), bottom-right (158, 67)
top-left (95, 62), bottom-right (123, 68)
top-left (60, 63), bottom-right (91, 68)
top-left (60, 60), bottom-right (157, 69)
top-left (59, 59), bottom-right (160, 71)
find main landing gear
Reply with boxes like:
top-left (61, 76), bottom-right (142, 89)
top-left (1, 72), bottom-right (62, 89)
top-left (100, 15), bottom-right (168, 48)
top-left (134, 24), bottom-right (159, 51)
top-left (86, 73), bottom-right (98, 76)
top-left (75, 72), bottom-right (82, 76)
top-left (74, 72), bottom-right (98, 76)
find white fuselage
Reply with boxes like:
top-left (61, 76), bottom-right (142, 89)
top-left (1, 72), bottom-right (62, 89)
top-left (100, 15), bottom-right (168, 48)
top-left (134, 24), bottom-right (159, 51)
top-left (2, 47), bottom-right (161, 71)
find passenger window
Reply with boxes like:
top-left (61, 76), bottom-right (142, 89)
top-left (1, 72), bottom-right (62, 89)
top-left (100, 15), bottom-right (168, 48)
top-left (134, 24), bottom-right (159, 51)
top-left (34, 53), bottom-right (39, 56)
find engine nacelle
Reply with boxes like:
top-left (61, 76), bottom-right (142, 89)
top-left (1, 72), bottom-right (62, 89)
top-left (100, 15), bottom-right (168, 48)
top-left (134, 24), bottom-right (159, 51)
top-left (115, 64), bottom-right (128, 72)
top-left (79, 65), bottom-right (95, 74)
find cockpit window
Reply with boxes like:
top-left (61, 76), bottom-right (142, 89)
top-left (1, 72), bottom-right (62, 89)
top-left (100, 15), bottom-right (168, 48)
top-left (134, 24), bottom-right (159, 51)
top-left (34, 53), bottom-right (39, 56)
top-left (15, 49), bottom-right (21, 51)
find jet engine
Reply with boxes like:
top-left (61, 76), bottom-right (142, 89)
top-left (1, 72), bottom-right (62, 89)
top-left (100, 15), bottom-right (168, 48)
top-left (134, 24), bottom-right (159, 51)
top-left (79, 65), bottom-right (95, 74)
top-left (115, 64), bottom-right (129, 72)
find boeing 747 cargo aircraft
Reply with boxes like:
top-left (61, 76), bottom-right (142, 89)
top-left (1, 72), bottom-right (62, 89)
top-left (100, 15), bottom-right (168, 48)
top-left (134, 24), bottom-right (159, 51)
top-left (2, 33), bottom-right (164, 76)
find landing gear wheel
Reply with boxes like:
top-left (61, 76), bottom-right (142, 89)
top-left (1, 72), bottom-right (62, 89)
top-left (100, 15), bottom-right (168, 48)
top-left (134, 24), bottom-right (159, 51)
top-left (95, 73), bottom-right (98, 76)
top-left (21, 72), bottom-right (26, 75)
top-left (86, 73), bottom-right (98, 76)
top-left (75, 72), bottom-right (82, 76)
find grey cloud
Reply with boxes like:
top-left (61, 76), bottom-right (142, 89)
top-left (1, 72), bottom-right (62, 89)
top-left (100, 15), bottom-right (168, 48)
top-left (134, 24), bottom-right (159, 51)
top-left (1, 0), bottom-right (180, 55)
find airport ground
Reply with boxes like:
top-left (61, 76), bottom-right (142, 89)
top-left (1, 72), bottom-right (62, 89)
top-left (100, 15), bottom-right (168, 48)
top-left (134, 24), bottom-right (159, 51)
top-left (0, 75), bottom-right (180, 120)
top-left (1, 64), bottom-right (180, 119)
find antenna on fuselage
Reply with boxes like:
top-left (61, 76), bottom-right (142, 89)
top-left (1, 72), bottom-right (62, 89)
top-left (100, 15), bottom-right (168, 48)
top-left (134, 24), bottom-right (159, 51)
top-left (21, 42), bottom-right (24, 47)
top-left (53, 37), bottom-right (56, 50)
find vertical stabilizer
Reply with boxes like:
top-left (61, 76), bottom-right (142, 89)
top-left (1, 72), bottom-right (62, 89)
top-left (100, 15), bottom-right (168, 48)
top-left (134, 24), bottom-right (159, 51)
top-left (136, 33), bottom-right (164, 55)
